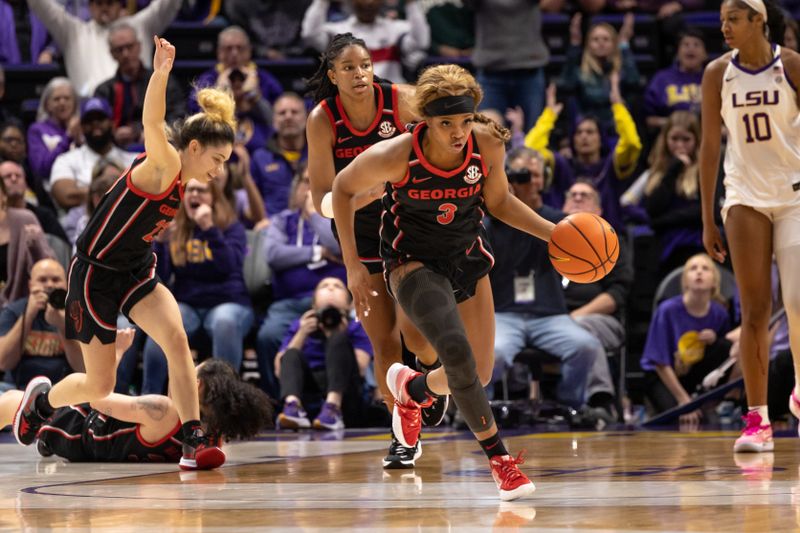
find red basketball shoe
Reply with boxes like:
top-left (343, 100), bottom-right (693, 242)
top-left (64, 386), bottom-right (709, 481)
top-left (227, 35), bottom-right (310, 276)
top-left (386, 363), bottom-right (432, 448)
top-left (490, 452), bottom-right (536, 501)
top-left (180, 428), bottom-right (226, 471)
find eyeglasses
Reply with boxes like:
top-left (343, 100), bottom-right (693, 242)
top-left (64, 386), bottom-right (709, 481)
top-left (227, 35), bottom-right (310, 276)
top-left (110, 42), bottom-right (137, 55)
top-left (566, 190), bottom-right (596, 200)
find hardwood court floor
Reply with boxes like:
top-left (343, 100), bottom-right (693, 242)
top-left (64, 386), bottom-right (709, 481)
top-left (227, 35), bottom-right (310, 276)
top-left (1, 427), bottom-right (799, 531)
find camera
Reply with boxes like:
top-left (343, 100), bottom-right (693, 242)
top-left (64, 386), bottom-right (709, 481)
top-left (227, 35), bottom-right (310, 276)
top-left (506, 167), bottom-right (531, 184)
top-left (315, 305), bottom-right (343, 330)
top-left (47, 288), bottom-right (67, 310)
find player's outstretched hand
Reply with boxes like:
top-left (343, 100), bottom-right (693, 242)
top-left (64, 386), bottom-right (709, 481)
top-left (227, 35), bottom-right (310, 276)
top-left (153, 35), bottom-right (175, 75)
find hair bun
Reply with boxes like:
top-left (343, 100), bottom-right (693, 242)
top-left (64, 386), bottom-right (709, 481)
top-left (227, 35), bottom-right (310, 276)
top-left (196, 87), bottom-right (237, 129)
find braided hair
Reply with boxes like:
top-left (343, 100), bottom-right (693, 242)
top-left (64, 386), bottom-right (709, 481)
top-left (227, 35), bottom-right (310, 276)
top-left (306, 33), bottom-right (391, 103)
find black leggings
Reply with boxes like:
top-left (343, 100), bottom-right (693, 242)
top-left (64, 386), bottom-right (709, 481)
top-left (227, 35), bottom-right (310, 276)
top-left (280, 331), bottom-right (364, 423)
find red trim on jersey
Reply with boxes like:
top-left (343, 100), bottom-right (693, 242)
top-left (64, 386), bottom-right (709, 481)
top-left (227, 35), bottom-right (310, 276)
top-left (319, 100), bottom-right (338, 146)
top-left (477, 236), bottom-right (495, 269)
top-left (335, 82), bottom-right (384, 136)
top-left (126, 170), bottom-right (181, 201)
top-left (119, 255), bottom-right (156, 309)
top-left (474, 153), bottom-right (490, 178)
top-left (89, 426), bottom-right (137, 441)
top-left (394, 167), bottom-right (412, 189)
top-left (87, 187), bottom-right (129, 256)
top-left (391, 85), bottom-right (406, 132)
top-left (412, 123), bottom-right (474, 178)
top-left (96, 199), bottom-right (150, 260)
top-left (39, 425), bottom-right (82, 440)
top-left (370, 45), bottom-right (401, 64)
top-left (136, 419), bottom-right (182, 447)
top-left (84, 266), bottom-right (117, 331)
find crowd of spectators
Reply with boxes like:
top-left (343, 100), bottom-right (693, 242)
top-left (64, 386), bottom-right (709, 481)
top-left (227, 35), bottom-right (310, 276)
top-left (2, 0), bottom-right (798, 428)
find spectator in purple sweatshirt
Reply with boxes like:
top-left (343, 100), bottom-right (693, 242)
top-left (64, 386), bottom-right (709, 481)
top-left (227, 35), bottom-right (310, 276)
top-left (643, 28), bottom-right (706, 133)
top-left (141, 177), bottom-right (253, 394)
top-left (255, 165), bottom-right (346, 398)
top-left (26, 77), bottom-right (82, 184)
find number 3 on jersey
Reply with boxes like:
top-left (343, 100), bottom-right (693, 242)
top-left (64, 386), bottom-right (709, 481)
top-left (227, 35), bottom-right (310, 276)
top-left (437, 203), bottom-right (457, 225)
top-left (742, 112), bottom-right (772, 143)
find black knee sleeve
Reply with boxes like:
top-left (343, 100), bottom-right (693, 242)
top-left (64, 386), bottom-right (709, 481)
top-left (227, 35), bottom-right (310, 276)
top-left (395, 267), bottom-right (494, 432)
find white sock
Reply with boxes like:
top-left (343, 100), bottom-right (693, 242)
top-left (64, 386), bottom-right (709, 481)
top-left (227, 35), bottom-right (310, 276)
top-left (748, 405), bottom-right (770, 425)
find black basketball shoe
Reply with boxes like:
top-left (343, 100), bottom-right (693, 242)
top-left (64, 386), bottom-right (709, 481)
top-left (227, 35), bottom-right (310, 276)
top-left (382, 431), bottom-right (422, 469)
top-left (416, 359), bottom-right (450, 427)
top-left (13, 376), bottom-right (52, 446)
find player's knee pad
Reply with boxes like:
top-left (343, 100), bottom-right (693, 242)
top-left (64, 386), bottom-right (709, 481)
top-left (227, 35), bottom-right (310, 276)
top-left (395, 267), bottom-right (475, 391)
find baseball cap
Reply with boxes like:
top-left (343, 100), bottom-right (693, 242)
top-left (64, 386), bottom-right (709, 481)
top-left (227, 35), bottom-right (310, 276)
top-left (80, 97), bottom-right (112, 121)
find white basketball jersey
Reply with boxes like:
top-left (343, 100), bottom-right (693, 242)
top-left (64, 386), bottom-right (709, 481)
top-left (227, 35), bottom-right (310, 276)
top-left (721, 45), bottom-right (800, 208)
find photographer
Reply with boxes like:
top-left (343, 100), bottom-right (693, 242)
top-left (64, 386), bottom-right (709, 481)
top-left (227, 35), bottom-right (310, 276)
top-left (275, 277), bottom-right (372, 431)
top-left (0, 259), bottom-right (83, 389)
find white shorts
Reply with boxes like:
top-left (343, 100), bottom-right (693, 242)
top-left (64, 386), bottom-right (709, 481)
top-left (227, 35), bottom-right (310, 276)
top-left (722, 201), bottom-right (800, 251)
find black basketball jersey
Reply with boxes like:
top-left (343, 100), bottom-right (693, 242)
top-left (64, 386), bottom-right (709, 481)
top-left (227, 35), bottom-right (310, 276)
top-left (82, 406), bottom-right (183, 462)
top-left (321, 82), bottom-right (406, 241)
top-left (321, 82), bottom-right (406, 174)
top-left (76, 153), bottom-right (183, 271)
top-left (381, 122), bottom-right (488, 259)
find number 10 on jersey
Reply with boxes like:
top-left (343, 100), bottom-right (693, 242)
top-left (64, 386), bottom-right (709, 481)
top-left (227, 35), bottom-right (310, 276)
top-left (742, 112), bottom-right (772, 143)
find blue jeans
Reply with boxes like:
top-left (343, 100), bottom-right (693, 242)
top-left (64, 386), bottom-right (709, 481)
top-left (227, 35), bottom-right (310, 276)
top-left (493, 312), bottom-right (609, 409)
top-left (255, 296), bottom-right (313, 398)
top-left (141, 302), bottom-right (255, 394)
top-left (477, 68), bottom-right (545, 131)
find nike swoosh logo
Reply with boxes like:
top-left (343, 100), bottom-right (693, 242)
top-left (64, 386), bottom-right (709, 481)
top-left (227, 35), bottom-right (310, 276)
top-left (411, 177), bottom-right (433, 184)
top-left (725, 76), bottom-right (736, 82)
top-left (337, 136), bottom-right (353, 143)
top-left (168, 195), bottom-right (179, 202)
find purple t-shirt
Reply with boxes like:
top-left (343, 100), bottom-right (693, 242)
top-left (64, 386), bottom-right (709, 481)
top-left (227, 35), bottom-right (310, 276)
top-left (279, 319), bottom-right (373, 370)
top-left (640, 295), bottom-right (731, 371)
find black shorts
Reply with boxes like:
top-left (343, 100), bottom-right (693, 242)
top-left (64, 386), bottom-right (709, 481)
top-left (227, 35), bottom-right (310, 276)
top-left (38, 404), bottom-right (91, 461)
top-left (65, 254), bottom-right (158, 345)
top-left (331, 200), bottom-right (383, 275)
top-left (382, 232), bottom-right (495, 304)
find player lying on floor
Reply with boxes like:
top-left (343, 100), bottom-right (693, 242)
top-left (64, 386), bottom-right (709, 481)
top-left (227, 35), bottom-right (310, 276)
top-left (0, 329), bottom-right (274, 463)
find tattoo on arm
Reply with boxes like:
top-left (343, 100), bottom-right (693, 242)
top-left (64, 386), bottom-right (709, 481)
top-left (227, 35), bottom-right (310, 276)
top-left (136, 398), bottom-right (168, 421)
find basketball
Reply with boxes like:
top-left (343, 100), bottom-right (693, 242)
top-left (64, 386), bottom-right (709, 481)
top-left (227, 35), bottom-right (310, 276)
top-left (548, 212), bottom-right (619, 283)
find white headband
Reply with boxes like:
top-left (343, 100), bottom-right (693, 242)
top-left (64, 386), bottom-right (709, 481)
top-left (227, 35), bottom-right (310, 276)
top-left (740, 0), bottom-right (768, 22)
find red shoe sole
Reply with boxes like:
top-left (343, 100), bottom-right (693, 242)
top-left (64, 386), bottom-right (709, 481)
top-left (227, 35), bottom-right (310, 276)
top-left (179, 447), bottom-right (226, 470)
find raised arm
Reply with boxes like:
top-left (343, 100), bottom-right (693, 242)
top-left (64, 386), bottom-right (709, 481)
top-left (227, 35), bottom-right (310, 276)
top-left (699, 57), bottom-right (727, 263)
top-left (478, 128), bottom-right (555, 243)
top-left (130, 36), bottom-right (182, 196)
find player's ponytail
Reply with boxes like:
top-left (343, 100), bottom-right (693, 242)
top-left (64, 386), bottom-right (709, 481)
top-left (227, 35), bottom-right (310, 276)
top-left (736, 0), bottom-right (785, 43)
top-left (474, 113), bottom-right (512, 143)
top-left (764, 0), bottom-right (786, 44)
top-left (173, 87), bottom-right (236, 150)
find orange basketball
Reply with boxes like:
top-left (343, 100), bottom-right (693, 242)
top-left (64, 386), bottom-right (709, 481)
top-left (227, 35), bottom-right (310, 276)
top-left (548, 212), bottom-right (619, 283)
